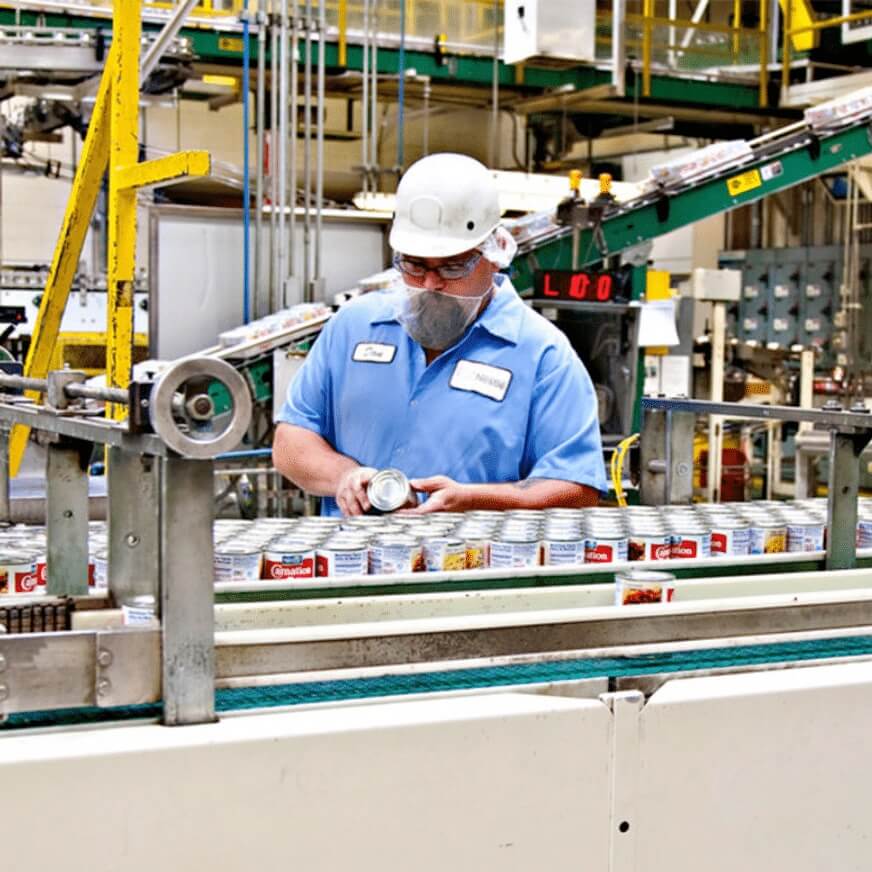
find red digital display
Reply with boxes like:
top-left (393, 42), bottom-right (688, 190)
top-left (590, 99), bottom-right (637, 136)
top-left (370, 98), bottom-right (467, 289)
top-left (533, 269), bottom-right (631, 303)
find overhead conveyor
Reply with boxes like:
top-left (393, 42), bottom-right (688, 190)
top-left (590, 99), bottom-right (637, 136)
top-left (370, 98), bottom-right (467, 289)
top-left (511, 91), bottom-right (872, 291)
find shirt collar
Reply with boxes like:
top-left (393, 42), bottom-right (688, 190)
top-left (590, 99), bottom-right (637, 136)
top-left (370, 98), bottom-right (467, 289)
top-left (369, 273), bottom-right (522, 346)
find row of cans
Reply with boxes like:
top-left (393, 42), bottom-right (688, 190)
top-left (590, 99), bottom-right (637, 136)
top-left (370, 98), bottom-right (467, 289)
top-left (210, 499), bottom-right (843, 582)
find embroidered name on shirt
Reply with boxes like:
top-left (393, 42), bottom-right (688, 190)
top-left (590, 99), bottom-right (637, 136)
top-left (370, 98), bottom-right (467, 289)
top-left (352, 342), bottom-right (397, 364)
top-left (449, 360), bottom-right (513, 402)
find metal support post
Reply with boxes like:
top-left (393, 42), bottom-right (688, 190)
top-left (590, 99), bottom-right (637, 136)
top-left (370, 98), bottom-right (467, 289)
top-left (640, 408), bottom-right (695, 505)
top-left (707, 300), bottom-right (726, 502)
top-left (46, 439), bottom-right (90, 596)
top-left (826, 430), bottom-right (872, 571)
top-left (159, 456), bottom-right (215, 725)
top-left (612, 0), bottom-right (627, 96)
top-left (0, 427), bottom-right (11, 525)
top-left (107, 446), bottom-right (159, 605)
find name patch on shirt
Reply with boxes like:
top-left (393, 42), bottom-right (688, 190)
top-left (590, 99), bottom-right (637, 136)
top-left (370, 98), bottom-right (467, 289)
top-left (449, 360), bottom-right (512, 402)
top-left (352, 342), bottom-right (397, 364)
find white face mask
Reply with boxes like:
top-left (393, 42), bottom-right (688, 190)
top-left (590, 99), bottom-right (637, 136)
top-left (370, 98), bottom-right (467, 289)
top-left (397, 283), bottom-right (493, 350)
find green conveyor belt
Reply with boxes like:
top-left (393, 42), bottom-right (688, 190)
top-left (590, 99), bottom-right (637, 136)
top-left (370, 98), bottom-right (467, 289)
top-left (5, 633), bottom-right (872, 732)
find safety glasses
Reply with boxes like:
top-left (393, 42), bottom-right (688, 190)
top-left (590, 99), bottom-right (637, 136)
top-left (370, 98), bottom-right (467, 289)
top-left (392, 251), bottom-right (482, 281)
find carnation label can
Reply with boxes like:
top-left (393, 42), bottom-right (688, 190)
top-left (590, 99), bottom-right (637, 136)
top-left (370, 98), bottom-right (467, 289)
top-left (423, 537), bottom-right (467, 572)
top-left (748, 520), bottom-right (787, 555)
top-left (262, 540), bottom-right (316, 580)
top-left (670, 530), bottom-right (711, 560)
top-left (214, 545), bottom-right (262, 581)
top-left (615, 569), bottom-right (676, 606)
top-left (542, 537), bottom-right (586, 566)
top-left (0, 551), bottom-right (39, 595)
top-left (787, 521), bottom-right (825, 553)
top-left (628, 533), bottom-right (672, 562)
top-left (709, 520), bottom-right (751, 557)
top-left (316, 542), bottom-right (369, 577)
top-left (122, 594), bottom-right (158, 628)
top-left (584, 534), bottom-right (629, 564)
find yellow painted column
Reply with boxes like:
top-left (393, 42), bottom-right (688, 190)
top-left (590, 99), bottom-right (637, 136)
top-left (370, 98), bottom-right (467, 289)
top-left (107, 0), bottom-right (141, 420)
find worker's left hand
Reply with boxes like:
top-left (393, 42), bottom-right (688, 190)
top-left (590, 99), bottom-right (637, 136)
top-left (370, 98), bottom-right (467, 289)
top-left (404, 475), bottom-right (473, 514)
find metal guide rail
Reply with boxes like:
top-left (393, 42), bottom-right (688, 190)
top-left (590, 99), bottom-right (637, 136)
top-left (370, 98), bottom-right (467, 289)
top-left (512, 101), bottom-right (872, 284)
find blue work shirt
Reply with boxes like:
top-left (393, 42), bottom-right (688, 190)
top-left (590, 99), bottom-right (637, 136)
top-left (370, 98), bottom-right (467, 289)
top-left (277, 275), bottom-right (607, 515)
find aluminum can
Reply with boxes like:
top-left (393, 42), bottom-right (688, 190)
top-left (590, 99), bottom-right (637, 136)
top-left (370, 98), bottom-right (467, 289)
top-left (367, 468), bottom-right (414, 514)
top-left (747, 519), bottom-right (787, 555)
top-left (669, 527), bottom-right (711, 560)
top-left (214, 545), bottom-right (262, 581)
top-left (0, 550), bottom-right (38, 595)
top-left (368, 535), bottom-right (425, 575)
top-left (489, 534), bottom-right (541, 569)
top-left (627, 531), bottom-right (672, 562)
top-left (422, 537), bottom-right (467, 572)
top-left (316, 540), bottom-right (370, 577)
top-left (709, 518), bottom-right (751, 557)
top-left (94, 549), bottom-right (108, 589)
top-left (542, 535), bottom-right (586, 566)
top-left (122, 594), bottom-right (158, 627)
top-left (857, 517), bottom-right (872, 549)
top-left (615, 569), bottom-right (676, 606)
top-left (262, 539), bottom-right (317, 580)
top-left (584, 532), bottom-right (629, 563)
top-left (786, 519), bottom-right (826, 553)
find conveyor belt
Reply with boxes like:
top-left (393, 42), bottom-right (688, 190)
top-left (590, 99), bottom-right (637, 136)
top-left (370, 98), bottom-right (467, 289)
top-left (6, 631), bottom-right (872, 731)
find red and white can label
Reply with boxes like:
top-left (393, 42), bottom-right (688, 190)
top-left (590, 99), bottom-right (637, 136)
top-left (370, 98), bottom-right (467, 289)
top-left (628, 535), bottom-right (672, 562)
top-left (36, 559), bottom-right (47, 587)
top-left (263, 549), bottom-right (316, 580)
top-left (584, 537), bottom-right (629, 564)
top-left (670, 533), bottom-right (711, 560)
top-left (710, 526), bottom-right (751, 557)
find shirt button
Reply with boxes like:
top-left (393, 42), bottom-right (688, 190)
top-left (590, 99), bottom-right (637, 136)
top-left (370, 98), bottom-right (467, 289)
top-left (410, 400), bottom-right (417, 407)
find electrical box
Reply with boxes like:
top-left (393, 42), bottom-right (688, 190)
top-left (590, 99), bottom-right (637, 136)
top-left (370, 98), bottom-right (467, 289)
top-left (503, 0), bottom-right (597, 66)
top-left (690, 268), bottom-right (741, 302)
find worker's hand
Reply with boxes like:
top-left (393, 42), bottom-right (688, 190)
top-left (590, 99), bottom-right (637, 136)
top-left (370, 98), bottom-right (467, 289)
top-left (335, 466), bottom-right (378, 516)
top-left (404, 475), bottom-right (474, 514)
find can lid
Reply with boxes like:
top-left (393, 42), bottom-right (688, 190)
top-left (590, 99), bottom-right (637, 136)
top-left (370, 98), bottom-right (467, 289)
top-left (367, 469), bottom-right (412, 513)
top-left (616, 569), bottom-right (676, 584)
top-left (123, 594), bottom-right (156, 610)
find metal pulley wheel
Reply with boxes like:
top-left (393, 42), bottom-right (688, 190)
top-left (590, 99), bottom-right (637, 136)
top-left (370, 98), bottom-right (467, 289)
top-left (148, 357), bottom-right (252, 459)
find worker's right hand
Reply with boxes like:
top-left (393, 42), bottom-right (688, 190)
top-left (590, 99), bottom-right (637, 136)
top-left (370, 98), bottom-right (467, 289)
top-left (335, 466), bottom-right (379, 516)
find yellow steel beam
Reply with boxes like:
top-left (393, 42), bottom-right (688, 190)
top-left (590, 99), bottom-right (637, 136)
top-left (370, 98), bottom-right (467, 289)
top-left (115, 150), bottom-right (211, 191)
top-left (106, 0), bottom-right (141, 421)
top-left (8, 40), bottom-right (119, 478)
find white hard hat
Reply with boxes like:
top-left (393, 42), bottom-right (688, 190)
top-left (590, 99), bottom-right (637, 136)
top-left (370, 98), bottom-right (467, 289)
top-left (389, 153), bottom-right (501, 258)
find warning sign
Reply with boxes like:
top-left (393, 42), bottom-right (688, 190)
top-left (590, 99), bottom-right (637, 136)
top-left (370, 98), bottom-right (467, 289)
top-left (726, 168), bottom-right (763, 197)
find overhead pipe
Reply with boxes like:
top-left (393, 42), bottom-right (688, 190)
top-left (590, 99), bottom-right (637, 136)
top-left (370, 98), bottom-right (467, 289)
top-left (361, 0), bottom-right (369, 195)
top-left (269, 6), bottom-right (279, 311)
top-left (395, 0), bottom-right (406, 172)
top-left (241, 2), bottom-right (251, 324)
top-left (302, 0), bottom-right (313, 297)
top-left (314, 0), bottom-right (326, 291)
top-left (370, 3), bottom-right (378, 193)
top-left (277, 0), bottom-right (289, 310)
top-left (288, 6), bottom-right (299, 304)
top-left (254, 8), bottom-right (266, 318)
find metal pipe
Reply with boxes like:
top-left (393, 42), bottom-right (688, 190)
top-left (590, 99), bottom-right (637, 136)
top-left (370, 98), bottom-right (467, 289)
top-left (277, 0), bottom-right (289, 308)
top-left (242, 10), bottom-right (252, 324)
top-left (288, 12), bottom-right (299, 300)
top-left (361, 0), bottom-right (369, 195)
top-left (396, 0), bottom-right (406, 171)
top-left (314, 0), bottom-right (325, 285)
top-left (422, 76), bottom-right (430, 156)
top-left (141, 0), bottom-right (199, 81)
top-left (303, 0), bottom-right (312, 296)
top-left (254, 11), bottom-right (266, 318)
top-left (269, 11), bottom-right (279, 312)
top-left (370, 3), bottom-right (378, 192)
top-left (489, 0), bottom-right (499, 168)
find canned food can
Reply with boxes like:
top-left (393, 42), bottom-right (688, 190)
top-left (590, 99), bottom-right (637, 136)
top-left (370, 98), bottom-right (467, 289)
top-left (709, 521), bottom-right (751, 557)
top-left (857, 518), bottom-right (872, 548)
top-left (122, 594), bottom-right (159, 627)
top-left (315, 541), bottom-right (369, 577)
top-left (748, 521), bottom-right (787, 555)
top-left (787, 521), bottom-right (825, 552)
top-left (463, 536), bottom-right (490, 569)
top-left (615, 569), bottom-right (676, 606)
top-left (0, 551), bottom-right (38, 595)
top-left (628, 533), bottom-right (672, 562)
top-left (542, 537), bottom-right (586, 566)
top-left (670, 530), bottom-right (711, 560)
top-left (214, 545), bottom-right (262, 581)
top-left (489, 537), bottom-right (541, 568)
top-left (423, 537), bottom-right (467, 572)
top-left (94, 549), bottom-right (108, 589)
top-left (584, 534), bottom-right (629, 563)
top-left (262, 540), bottom-right (317, 580)
top-left (369, 535), bottom-right (424, 575)
top-left (367, 468), bottom-right (414, 514)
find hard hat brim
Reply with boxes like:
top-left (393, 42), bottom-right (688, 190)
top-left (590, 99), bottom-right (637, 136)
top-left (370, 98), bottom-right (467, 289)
top-left (389, 223), bottom-right (495, 259)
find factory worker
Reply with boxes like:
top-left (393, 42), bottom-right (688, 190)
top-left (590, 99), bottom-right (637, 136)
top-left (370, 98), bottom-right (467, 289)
top-left (273, 152), bottom-right (607, 516)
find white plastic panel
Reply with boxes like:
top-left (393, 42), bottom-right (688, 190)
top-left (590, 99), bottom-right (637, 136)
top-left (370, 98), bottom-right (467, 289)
top-left (0, 692), bottom-right (611, 872)
top-left (637, 661), bottom-right (872, 871)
